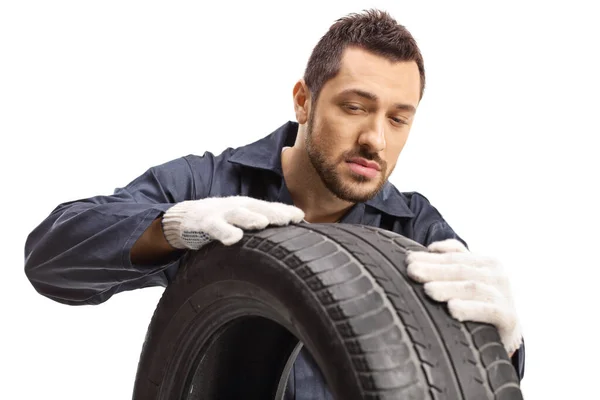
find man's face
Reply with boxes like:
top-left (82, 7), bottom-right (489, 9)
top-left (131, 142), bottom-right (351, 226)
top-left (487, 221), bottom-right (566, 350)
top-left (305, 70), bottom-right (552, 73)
top-left (305, 47), bottom-right (421, 203)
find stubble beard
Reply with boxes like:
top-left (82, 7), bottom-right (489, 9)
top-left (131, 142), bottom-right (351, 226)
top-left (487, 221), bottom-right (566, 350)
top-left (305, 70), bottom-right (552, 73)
top-left (304, 109), bottom-right (388, 203)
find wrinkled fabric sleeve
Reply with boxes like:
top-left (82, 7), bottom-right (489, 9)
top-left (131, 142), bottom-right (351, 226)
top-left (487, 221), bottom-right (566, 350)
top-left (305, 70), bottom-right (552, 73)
top-left (24, 154), bottom-right (213, 306)
top-left (408, 192), bottom-right (525, 381)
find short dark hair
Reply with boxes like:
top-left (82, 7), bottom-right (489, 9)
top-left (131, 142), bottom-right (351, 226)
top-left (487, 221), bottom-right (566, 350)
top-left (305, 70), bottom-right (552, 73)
top-left (303, 9), bottom-right (426, 105)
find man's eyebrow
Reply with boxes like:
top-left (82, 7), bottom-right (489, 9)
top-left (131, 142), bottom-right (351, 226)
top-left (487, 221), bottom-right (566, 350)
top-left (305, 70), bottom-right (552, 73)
top-left (339, 88), bottom-right (416, 114)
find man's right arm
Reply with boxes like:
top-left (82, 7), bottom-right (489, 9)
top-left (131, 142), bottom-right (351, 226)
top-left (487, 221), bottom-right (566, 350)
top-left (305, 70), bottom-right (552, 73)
top-left (130, 216), bottom-right (180, 266)
top-left (23, 155), bottom-right (211, 306)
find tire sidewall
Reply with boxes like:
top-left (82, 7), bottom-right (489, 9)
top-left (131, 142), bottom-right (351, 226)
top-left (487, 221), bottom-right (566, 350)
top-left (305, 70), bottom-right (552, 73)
top-left (136, 242), bottom-right (362, 399)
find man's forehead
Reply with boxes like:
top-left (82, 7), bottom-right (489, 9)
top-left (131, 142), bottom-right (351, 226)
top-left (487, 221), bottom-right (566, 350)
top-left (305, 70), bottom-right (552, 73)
top-left (329, 47), bottom-right (421, 104)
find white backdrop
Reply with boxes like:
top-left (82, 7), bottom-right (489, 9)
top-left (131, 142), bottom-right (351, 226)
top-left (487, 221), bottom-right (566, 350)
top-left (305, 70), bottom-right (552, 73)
top-left (2, 1), bottom-right (598, 399)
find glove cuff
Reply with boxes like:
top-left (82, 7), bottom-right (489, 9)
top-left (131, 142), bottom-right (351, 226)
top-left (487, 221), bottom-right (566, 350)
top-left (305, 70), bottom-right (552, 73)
top-left (162, 202), bottom-right (190, 249)
top-left (162, 201), bottom-right (212, 250)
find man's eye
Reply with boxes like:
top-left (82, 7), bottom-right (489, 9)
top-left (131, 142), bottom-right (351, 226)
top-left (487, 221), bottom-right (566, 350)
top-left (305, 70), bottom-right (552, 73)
top-left (344, 104), bottom-right (364, 112)
top-left (391, 117), bottom-right (408, 125)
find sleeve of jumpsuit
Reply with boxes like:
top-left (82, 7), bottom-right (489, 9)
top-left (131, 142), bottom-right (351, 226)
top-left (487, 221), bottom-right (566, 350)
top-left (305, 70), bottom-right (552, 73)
top-left (409, 192), bottom-right (525, 382)
top-left (23, 154), bottom-right (213, 306)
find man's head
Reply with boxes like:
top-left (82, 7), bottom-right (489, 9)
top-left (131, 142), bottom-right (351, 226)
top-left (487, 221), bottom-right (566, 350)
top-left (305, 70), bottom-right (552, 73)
top-left (293, 9), bottom-right (424, 203)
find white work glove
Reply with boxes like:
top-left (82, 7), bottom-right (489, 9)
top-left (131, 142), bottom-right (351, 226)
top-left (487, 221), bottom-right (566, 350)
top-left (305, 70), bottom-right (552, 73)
top-left (406, 239), bottom-right (522, 355)
top-left (161, 196), bottom-right (305, 250)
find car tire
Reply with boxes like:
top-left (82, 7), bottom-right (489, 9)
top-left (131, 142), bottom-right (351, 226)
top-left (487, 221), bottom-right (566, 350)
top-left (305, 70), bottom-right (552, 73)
top-left (132, 223), bottom-right (523, 399)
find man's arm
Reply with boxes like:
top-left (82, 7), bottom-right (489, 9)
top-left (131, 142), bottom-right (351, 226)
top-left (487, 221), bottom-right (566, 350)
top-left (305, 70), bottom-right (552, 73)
top-left (408, 236), bottom-right (525, 380)
top-left (130, 216), bottom-right (181, 266)
top-left (404, 192), bottom-right (525, 381)
top-left (24, 156), bottom-right (204, 306)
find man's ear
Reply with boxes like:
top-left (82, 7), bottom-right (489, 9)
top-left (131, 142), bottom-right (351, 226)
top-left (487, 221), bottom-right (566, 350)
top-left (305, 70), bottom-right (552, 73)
top-left (293, 79), bottom-right (311, 125)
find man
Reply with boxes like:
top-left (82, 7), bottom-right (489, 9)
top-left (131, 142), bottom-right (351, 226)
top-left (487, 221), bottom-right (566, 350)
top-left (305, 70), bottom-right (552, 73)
top-left (24, 9), bottom-right (524, 399)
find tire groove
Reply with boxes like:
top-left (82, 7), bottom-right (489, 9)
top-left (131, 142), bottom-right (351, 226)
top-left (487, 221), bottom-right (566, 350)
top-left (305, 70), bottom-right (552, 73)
top-left (331, 224), bottom-right (464, 399)
top-left (302, 259), bottom-right (356, 285)
top-left (494, 382), bottom-right (521, 394)
top-left (259, 229), bottom-right (419, 397)
top-left (310, 271), bottom-right (367, 298)
top-left (486, 359), bottom-right (514, 369)
top-left (324, 288), bottom-right (377, 309)
top-left (295, 225), bottom-right (427, 398)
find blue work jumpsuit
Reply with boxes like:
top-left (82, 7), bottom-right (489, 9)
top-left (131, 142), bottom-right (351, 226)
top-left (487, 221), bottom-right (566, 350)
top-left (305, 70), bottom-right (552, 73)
top-left (24, 121), bottom-right (525, 399)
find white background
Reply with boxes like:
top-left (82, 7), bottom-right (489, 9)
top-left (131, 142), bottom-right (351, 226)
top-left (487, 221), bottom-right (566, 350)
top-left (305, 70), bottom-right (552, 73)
top-left (1, 1), bottom-right (599, 398)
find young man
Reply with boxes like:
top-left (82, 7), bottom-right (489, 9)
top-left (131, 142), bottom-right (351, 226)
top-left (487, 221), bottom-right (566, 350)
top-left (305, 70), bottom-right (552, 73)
top-left (24, 9), bottom-right (524, 398)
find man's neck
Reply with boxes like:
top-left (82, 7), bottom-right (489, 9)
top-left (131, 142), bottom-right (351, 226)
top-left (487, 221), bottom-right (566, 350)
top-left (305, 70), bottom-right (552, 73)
top-left (281, 145), bottom-right (354, 223)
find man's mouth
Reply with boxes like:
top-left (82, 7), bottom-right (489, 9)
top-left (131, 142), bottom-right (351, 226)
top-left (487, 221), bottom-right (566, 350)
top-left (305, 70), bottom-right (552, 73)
top-left (346, 157), bottom-right (381, 179)
top-left (347, 157), bottom-right (381, 171)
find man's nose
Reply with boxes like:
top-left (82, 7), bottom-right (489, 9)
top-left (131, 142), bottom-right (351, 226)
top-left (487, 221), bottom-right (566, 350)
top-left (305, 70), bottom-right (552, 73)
top-left (358, 119), bottom-right (386, 152)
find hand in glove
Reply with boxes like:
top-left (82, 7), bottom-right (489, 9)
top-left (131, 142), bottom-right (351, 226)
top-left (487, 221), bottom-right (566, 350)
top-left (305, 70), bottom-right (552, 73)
top-left (406, 239), bottom-right (522, 356)
top-left (161, 196), bottom-right (305, 250)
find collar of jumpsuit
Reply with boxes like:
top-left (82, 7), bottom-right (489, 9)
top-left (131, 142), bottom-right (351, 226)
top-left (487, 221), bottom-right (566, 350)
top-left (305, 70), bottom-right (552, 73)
top-left (226, 120), bottom-right (415, 223)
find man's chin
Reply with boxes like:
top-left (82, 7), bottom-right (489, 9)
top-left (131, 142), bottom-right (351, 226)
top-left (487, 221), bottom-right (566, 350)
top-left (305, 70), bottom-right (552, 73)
top-left (314, 163), bottom-right (385, 203)
top-left (332, 179), bottom-right (384, 203)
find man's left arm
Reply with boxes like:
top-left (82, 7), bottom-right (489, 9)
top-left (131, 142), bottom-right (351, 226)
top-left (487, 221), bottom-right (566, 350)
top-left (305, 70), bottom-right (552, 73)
top-left (408, 218), bottom-right (525, 381)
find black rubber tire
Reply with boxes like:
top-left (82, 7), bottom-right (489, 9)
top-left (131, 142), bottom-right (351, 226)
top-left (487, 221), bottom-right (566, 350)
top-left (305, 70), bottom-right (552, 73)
top-left (132, 223), bottom-right (523, 400)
